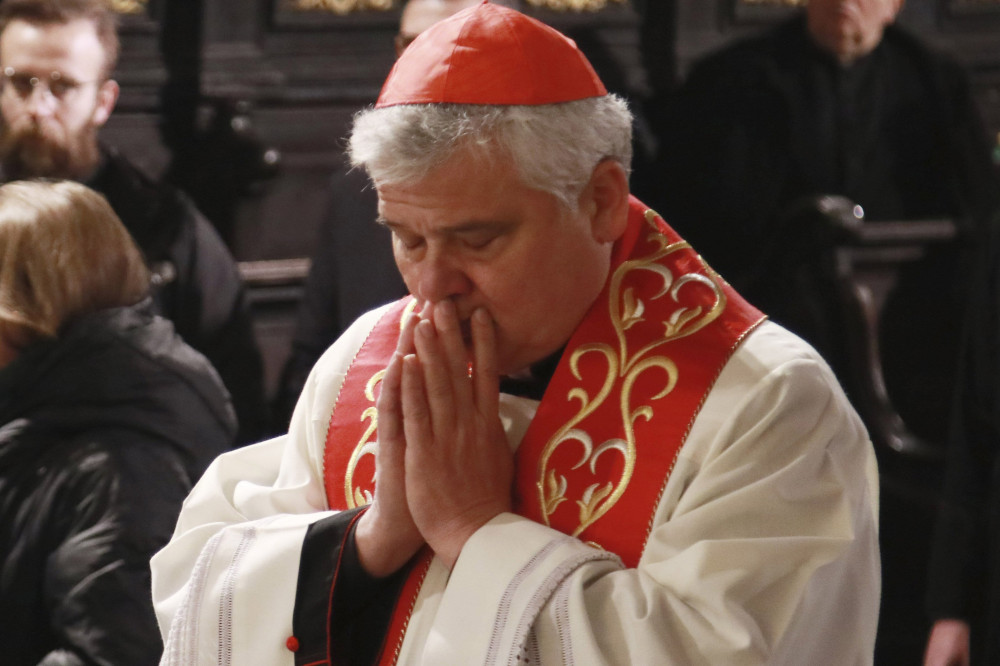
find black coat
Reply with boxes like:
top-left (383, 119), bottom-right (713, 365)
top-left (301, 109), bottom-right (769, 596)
top-left (0, 304), bottom-right (236, 665)
top-left (88, 147), bottom-right (268, 443)
top-left (928, 214), bottom-right (1000, 662)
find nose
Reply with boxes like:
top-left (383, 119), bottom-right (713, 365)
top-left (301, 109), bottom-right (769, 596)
top-left (23, 86), bottom-right (57, 118)
top-left (411, 248), bottom-right (473, 304)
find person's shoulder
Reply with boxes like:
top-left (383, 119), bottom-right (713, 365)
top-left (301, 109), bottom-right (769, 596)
top-left (70, 307), bottom-right (237, 452)
top-left (108, 305), bottom-right (232, 401)
top-left (102, 151), bottom-right (237, 274)
top-left (725, 320), bottom-right (842, 392)
top-left (740, 319), bottom-right (829, 362)
top-left (878, 25), bottom-right (979, 115)
top-left (1, 309), bottom-right (232, 481)
top-left (711, 321), bottom-right (869, 447)
top-left (96, 146), bottom-right (206, 228)
top-left (97, 146), bottom-right (171, 200)
top-left (880, 24), bottom-right (967, 78)
top-left (88, 305), bottom-right (209, 376)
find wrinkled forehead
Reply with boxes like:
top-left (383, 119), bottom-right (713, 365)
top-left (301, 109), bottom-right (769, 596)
top-left (372, 148), bottom-right (560, 231)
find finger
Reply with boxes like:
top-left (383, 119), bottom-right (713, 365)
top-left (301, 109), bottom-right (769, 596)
top-left (413, 316), bottom-right (466, 429)
top-left (471, 307), bottom-right (500, 417)
top-left (383, 304), bottom-right (422, 443)
top-left (377, 353), bottom-right (404, 445)
top-left (396, 303), bottom-right (422, 357)
top-left (432, 300), bottom-right (472, 388)
top-left (418, 301), bottom-right (434, 326)
top-left (400, 353), bottom-right (433, 452)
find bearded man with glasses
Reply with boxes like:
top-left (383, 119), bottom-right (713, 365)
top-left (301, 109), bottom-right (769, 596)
top-left (0, 6), bottom-right (113, 181)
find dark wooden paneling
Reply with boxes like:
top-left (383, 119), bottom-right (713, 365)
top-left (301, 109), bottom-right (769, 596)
top-left (227, 105), bottom-right (358, 260)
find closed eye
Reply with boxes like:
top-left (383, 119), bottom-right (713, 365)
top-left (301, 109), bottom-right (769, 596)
top-left (393, 229), bottom-right (424, 250)
top-left (461, 231), bottom-right (500, 250)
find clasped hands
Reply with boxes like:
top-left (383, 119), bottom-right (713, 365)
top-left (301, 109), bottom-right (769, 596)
top-left (355, 300), bottom-right (515, 576)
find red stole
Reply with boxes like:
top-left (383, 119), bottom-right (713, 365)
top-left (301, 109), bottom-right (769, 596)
top-left (323, 197), bottom-right (764, 663)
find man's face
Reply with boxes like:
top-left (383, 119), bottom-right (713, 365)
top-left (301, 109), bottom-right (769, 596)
top-left (378, 151), bottom-right (614, 375)
top-left (807, 0), bottom-right (902, 64)
top-left (0, 18), bottom-right (117, 180)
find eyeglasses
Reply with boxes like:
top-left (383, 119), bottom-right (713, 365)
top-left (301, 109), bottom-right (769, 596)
top-left (0, 67), bottom-right (95, 103)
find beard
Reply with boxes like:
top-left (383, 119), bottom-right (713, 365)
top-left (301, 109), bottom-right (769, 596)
top-left (0, 120), bottom-right (100, 181)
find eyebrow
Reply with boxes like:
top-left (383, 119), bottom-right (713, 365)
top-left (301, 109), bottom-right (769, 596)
top-left (376, 217), bottom-right (513, 235)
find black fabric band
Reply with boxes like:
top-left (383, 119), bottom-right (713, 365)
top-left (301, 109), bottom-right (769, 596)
top-left (292, 507), bottom-right (413, 666)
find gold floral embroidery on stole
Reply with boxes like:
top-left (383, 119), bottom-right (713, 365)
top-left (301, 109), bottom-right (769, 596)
top-left (537, 210), bottom-right (727, 536)
top-left (343, 369), bottom-right (383, 508)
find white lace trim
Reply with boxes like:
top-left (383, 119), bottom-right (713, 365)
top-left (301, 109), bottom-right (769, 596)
top-left (483, 538), bottom-right (622, 666)
top-left (218, 526), bottom-right (258, 666)
top-left (485, 538), bottom-right (568, 665)
top-left (161, 530), bottom-right (224, 666)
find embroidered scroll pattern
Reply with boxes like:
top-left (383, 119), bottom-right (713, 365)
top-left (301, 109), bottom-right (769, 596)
top-left (537, 210), bottom-right (726, 536)
top-left (343, 369), bottom-right (385, 508)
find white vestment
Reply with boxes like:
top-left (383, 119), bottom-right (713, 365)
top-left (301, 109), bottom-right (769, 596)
top-left (152, 305), bottom-right (880, 665)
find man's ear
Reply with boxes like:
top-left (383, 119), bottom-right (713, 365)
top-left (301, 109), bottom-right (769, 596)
top-left (91, 79), bottom-right (119, 128)
top-left (579, 159), bottom-right (630, 244)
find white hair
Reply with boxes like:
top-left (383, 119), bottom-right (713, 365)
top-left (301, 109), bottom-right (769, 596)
top-left (348, 95), bottom-right (633, 210)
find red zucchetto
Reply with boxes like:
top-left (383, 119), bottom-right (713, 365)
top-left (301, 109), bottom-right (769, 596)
top-left (375, 0), bottom-right (607, 108)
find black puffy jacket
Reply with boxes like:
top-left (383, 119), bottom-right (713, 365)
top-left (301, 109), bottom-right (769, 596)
top-left (0, 303), bottom-right (236, 665)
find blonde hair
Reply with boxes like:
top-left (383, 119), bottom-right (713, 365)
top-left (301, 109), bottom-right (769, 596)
top-left (0, 180), bottom-right (148, 349)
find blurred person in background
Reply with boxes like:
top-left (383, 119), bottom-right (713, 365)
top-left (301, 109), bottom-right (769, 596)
top-left (656, 5), bottom-right (1000, 658)
top-left (0, 180), bottom-right (235, 665)
top-left (656, 0), bottom-right (999, 440)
